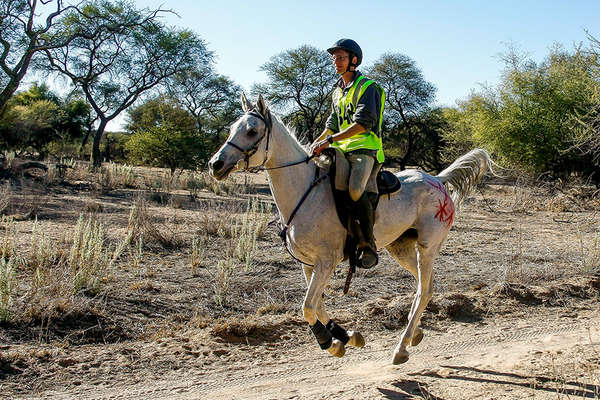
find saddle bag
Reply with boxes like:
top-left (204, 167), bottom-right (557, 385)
top-left (377, 169), bottom-right (402, 196)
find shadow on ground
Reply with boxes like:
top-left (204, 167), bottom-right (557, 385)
top-left (410, 365), bottom-right (600, 399)
top-left (378, 379), bottom-right (447, 399)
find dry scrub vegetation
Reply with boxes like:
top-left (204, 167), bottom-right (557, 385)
top-left (0, 161), bottom-right (599, 398)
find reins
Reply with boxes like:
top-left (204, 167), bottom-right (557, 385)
top-left (277, 168), bottom-right (329, 267)
top-left (224, 109), bottom-right (326, 267)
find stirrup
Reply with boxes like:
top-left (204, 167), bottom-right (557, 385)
top-left (358, 246), bottom-right (378, 269)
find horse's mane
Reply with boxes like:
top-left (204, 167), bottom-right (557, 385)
top-left (270, 113), bottom-right (310, 155)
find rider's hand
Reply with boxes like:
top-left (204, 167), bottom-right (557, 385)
top-left (310, 140), bottom-right (328, 156)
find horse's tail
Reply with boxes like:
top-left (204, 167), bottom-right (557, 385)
top-left (436, 148), bottom-right (492, 207)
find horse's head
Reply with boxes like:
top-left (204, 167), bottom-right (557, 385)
top-left (208, 93), bottom-right (272, 180)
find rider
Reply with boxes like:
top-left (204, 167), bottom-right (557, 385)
top-left (310, 38), bottom-right (385, 269)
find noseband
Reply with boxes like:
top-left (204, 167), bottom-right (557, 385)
top-left (224, 109), bottom-right (272, 171)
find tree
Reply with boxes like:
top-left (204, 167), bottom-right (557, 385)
top-left (408, 107), bottom-right (449, 172)
top-left (0, 0), bottom-right (76, 111)
top-left (439, 106), bottom-right (478, 162)
top-left (40, 0), bottom-right (212, 166)
top-left (447, 45), bottom-right (599, 178)
top-left (126, 95), bottom-right (196, 135)
top-left (10, 81), bottom-right (60, 105)
top-left (166, 66), bottom-right (240, 147)
top-left (125, 96), bottom-right (214, 171)
top-left (367, 53), bottom-right (437, 169)
top-left (0, 83), bottom-right (90, 156)
top-left (253, 45), bottom-right (336, 143)
top-left (125, 126), bottom-right (205, 175)
top-left (569, 32), bottom-right (600, 183)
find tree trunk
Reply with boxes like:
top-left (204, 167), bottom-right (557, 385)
top-left (0, 49), bottom-right (35, 114)
top-left (0, 78), bottom-right (22, 116)
top-left (91, 119), bottom-right (108, 167)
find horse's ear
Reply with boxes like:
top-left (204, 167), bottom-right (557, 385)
top-left (241, 92), bottom-right (251, 112)
top-left (256, 94), bottom-right (269, 116)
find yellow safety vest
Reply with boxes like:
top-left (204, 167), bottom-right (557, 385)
top-left (331, 75), bottom-right (385, 163)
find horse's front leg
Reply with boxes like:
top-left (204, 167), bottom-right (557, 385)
top-left (302, 259), bottom-right (348, 357)
top-left (302, 266), bottom-right (365, 352)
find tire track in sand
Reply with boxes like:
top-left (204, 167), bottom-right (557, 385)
top-left (36, 315), bottom-right (599, 399)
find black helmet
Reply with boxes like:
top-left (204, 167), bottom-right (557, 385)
top-left (327, 38), bottom-right (363, 66)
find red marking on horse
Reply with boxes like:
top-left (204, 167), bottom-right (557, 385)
top-left (424, 176), bottom-right (455, 227)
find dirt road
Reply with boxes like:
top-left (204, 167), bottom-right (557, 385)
top-left (28, 310), bottom-right (599, 400)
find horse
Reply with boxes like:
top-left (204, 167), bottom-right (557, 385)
top-left (208, 93), bottom-right (491, 365)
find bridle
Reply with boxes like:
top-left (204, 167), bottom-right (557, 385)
top-left (221, 107), bottom-right (324, 267)
top-left (224, 109), bottom-right (314, 172)
top-left (224, 109), bottom-right (273, 172)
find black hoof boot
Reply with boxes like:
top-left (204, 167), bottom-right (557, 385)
top-left (358, 246), bottom-right (378, 269)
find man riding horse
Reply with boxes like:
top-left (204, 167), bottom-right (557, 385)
top-left (310, 38), bottom-right (385, 269)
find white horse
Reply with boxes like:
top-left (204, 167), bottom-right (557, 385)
top-left (209, 94), bottom-right (491, 365)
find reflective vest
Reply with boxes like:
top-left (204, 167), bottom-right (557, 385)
top-left (331, 75), bottom-right (385, 163)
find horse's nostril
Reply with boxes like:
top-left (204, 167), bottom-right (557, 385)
top-left (211, 160), bottom-right (224, 172)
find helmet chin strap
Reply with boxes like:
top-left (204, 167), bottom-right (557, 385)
top-left (343, 54), bottom-right (358, 76)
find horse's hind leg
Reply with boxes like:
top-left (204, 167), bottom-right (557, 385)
top-left (387, 239), bottom-right (438, 365)
top-left (385, 233), bottom-right (424, 346)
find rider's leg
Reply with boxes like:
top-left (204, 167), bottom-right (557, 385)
top-left (347, 153), bottom-right (378, 268)
top-left (352, 193), bottom-right (378, 268)
top-left (347, 153), bottom-right (375, 202)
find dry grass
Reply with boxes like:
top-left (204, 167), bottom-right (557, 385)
top-left (0, 253), bottom-right (17, 322)
top-left (127, 195), bottom-right (186, 249)
top-left (525, 332), bottom-right (600, 399)
top-left (0, 214), bottom-right (135, 327)
top-left (190, 234), bottom-right (205, 276)
top-left (0, 182), bottom-right (11, 215)
top-left (0, 160), bottom-right (598, 398)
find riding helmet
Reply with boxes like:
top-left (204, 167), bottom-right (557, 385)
top-left (327, 38), bottom-right (363, 66)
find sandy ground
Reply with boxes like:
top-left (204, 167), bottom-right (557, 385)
top-left (18, 308), bottom-right (600, 399)
top-left (1, 169), bottom-right (599, 399)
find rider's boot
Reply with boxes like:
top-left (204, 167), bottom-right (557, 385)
top-left (352, 192), bottom-right (378, 269)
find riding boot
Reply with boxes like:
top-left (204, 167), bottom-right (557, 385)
top-left (352, 193), bottom-right (378, 269)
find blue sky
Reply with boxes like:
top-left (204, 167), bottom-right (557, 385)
top-left (104, 0), bottom-right (599, 129)
top-left (134, 1), bottom-right (598, 104)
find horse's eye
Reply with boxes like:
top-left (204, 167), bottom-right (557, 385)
top-left (247, 129), bottom-right (257, 136)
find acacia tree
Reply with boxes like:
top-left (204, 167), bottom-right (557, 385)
top-left (253, 45), bottom-right (336, 143)
top-left (125, 95), bottom-right (208, 170)
top-left (445, 46), bottom-right (599, 179)
top-left (367, 53), bottom-right (436, 169)
top-left (0, 83), bottom-right (91, 155)
top-left (0, 0), bottom-right (87, 111)
top-left (166, 66), bottom-right (240, 146)
top-left (40, 0), bottom-right (212, 166)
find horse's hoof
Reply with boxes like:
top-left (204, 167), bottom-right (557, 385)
top-left (392, 348), bottom-right (409, 365)
top-left (327, 339), bottom-right (346, 358)
top-left (411, 328), bottom-right (424, 347)
top-left (347, 331), bottom-right (365, 348)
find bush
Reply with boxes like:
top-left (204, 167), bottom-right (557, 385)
top-left (126, 123), bottom-right (209, 174)
top-left (443, 46), bottom-right (600, 178)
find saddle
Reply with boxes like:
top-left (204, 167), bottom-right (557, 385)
top-left (318, 148), bottom-right (401, 283)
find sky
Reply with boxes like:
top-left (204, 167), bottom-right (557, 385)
top-left (112, 0), bottom-right (599, 129)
